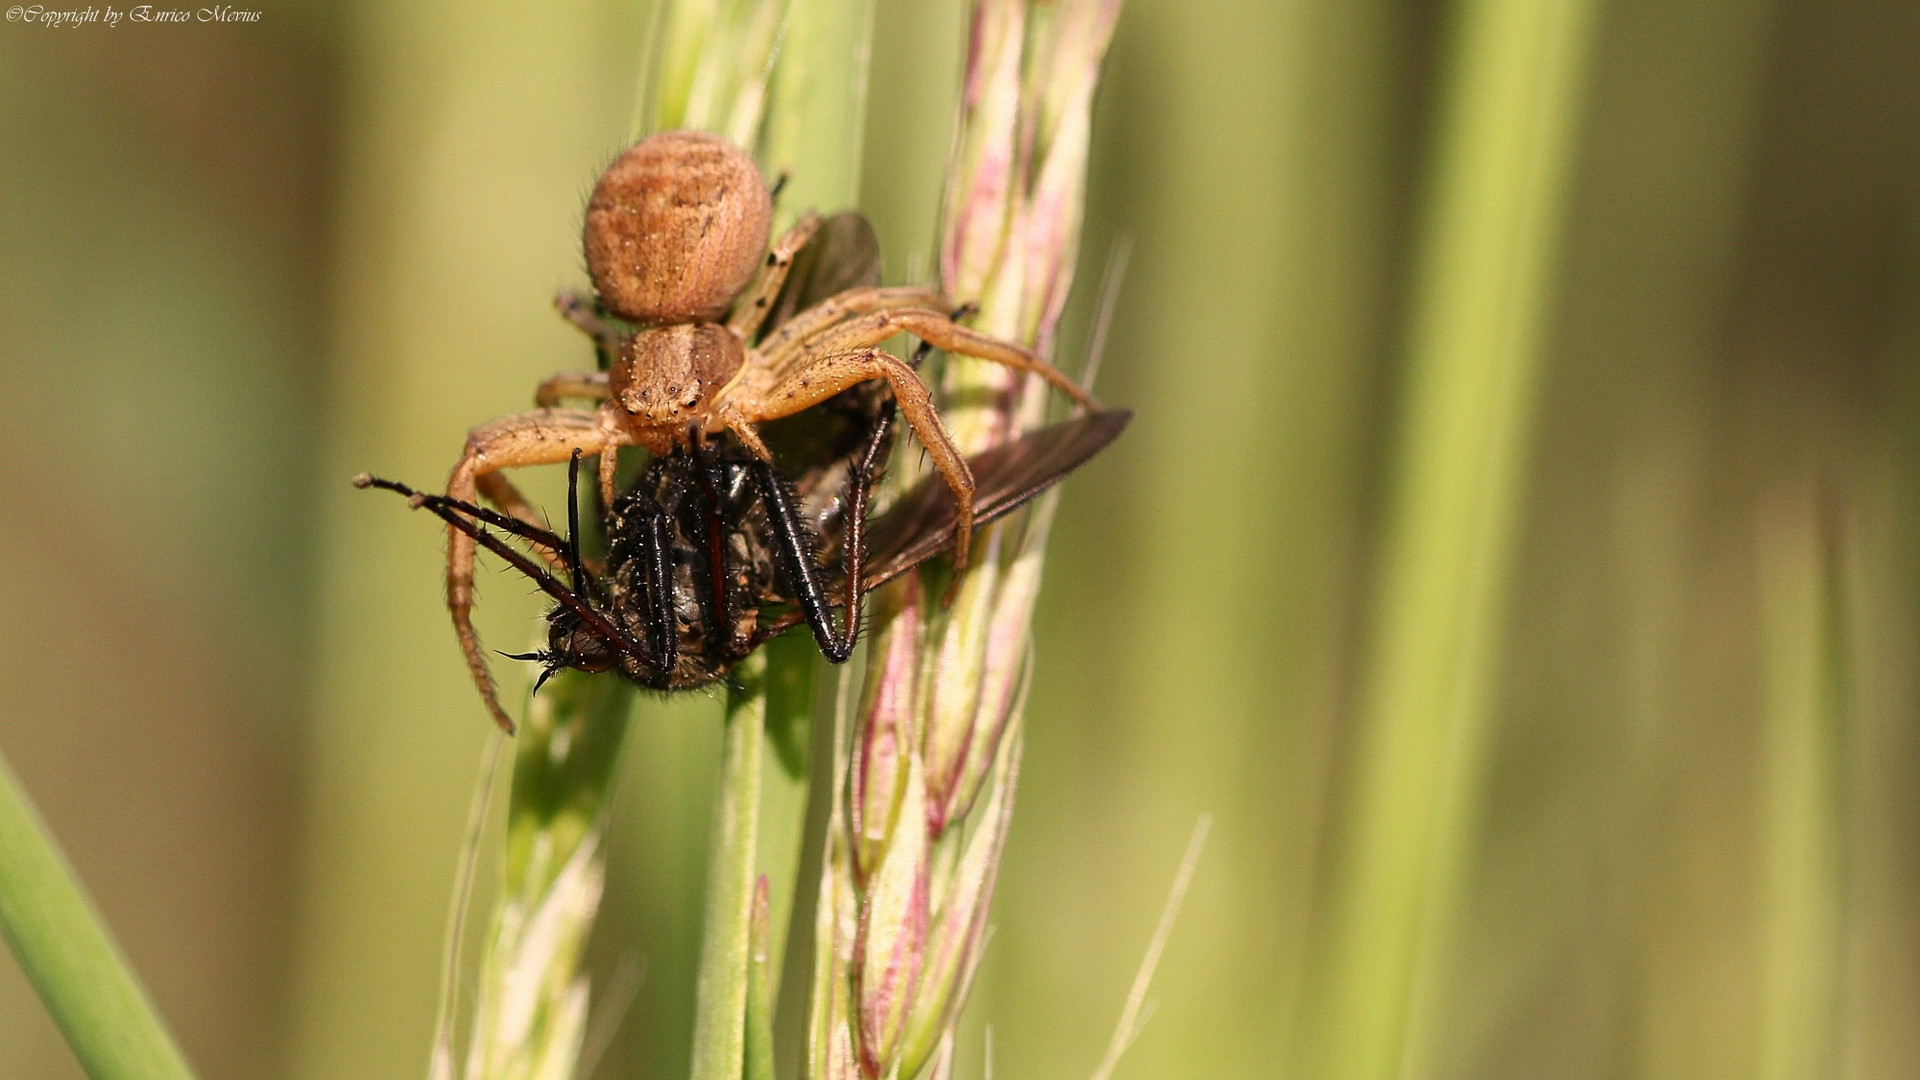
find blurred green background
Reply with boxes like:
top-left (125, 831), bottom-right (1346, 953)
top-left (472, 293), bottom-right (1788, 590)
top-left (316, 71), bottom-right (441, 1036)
top-left (4, 0), bottom-right (1920, 1077)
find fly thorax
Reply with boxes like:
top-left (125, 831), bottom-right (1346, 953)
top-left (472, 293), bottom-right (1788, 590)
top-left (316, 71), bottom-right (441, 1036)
top-left (612, 323), bottom-right (745, 429)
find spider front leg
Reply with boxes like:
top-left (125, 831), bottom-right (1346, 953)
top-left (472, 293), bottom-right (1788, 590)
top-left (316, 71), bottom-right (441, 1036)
top-left (764, 307), bottom-right (1100, 412)
top-left (534, 369), bottom-right (609, 408)
top-left (755, 285), bottom-right (948, 362)
top-left (722, 347), bottom-right (979, 567)
top-left (727, 211), bottom-right (823, 341)
top-left (445, 406), bottom-right (632, 732)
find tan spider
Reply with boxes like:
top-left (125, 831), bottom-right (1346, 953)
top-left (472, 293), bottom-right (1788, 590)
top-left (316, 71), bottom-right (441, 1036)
top-left (441, 130), bottom-right (1099, 727)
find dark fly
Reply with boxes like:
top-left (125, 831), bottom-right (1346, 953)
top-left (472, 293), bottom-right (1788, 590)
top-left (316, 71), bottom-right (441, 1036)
top-left (360, 405), bottom-right (1129, 698)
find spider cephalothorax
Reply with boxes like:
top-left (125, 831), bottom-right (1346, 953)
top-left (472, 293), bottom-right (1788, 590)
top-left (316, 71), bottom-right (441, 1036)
top-left (431, 129), bottom-right (1101, 731)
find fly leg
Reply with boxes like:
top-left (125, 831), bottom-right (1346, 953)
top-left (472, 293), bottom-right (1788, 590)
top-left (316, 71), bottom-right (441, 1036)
top-left (751, 399), bottom-right (896, 662)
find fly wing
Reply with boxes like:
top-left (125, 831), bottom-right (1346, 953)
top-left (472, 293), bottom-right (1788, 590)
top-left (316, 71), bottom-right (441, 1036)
top-left (756, 211), bottom-right (892, 503)
top-left (859, 409), bottom-right (1133, 590)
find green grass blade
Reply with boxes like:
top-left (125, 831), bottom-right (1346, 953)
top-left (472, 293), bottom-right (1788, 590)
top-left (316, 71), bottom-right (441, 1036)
top-left (753, 631), bottom-right (822, 1000)
top-left (0, 752), bottom-right (197, 1080)
top-left (691, 652), bottom-right (770, 1080)
top-left (745, 876), bottom-right (777, 1080)
top-left (759, 0), bottom-right (878, 216)
top-left (1296, 1), bottom-right (1603, 1077)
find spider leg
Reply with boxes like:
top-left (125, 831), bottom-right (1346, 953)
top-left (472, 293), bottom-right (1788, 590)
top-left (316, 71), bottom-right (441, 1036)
top-left (446, 405), bottom-right (632, 732)
top-left (534, 369), bottom-right (610, 408)
top-left (764, 308), bottom-right (1100, 412)
top-left (727, 211), bottom-right (823, 341)
top-left (554, 290), bottom-right (625, 363)
top-left (722, 347), bottom-right (979, 568)
top-left (754, 285), bottom-right (947, 365)
top-left (599, 441), bottom-right (621, 512)
top-left (387, 477), bottom-right (652, 734)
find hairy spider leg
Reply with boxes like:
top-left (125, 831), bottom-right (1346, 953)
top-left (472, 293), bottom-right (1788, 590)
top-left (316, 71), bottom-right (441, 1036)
top-left (445, 406), bottom-right (634, 731)
top-left (760, 307), bottom-right (1099, 412)
top-left (723, 345), bottom-right (977, 566)
top-left (552, 291), bottom-right (624, 366)
top-left (534, 366), bottom-right (611, 409)
top-left (726, 211), bottom-right (823, 340)
top-left (749, 285), bottom-right (947, 369)
top-left (732, 304), bottom-right (1102, 570)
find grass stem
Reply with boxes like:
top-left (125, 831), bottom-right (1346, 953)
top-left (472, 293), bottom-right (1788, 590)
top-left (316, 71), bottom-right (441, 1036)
top-left (1298, 0), bottom-right (1602, 1076)
top-left (0, 752), bottom-right (197, 1080)
top-left (691, 652), bottom-right (770, 1080)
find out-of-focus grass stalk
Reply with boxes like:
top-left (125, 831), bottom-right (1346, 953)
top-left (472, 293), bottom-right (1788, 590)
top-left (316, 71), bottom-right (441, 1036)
top-left (1297, 1), bottom-right (1600, 1078)
top-left (805, 3), bottom-right (1120, 1077)
top-left (1756, 484), bottom-right (1849, 1080)
top-left (0, 753), bottom-right (198, 1080)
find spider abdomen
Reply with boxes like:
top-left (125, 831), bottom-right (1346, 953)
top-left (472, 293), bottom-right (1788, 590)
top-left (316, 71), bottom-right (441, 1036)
top-left (584, 131), bottom-right (772, 325)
